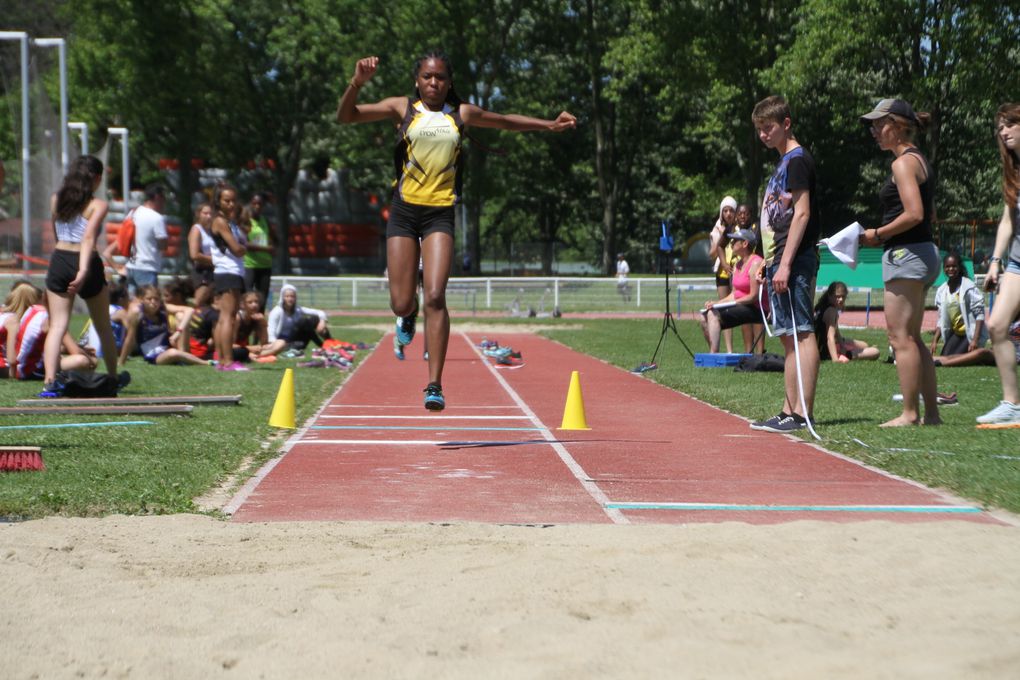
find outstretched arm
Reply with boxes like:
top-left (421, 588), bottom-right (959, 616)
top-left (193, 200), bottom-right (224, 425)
top-left (460, 104), bottom-right (577, 132)
top-left (336, 56), bottom-right (406, 125)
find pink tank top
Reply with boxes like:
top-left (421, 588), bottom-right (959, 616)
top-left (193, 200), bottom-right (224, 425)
top-left (731, 255), bottom-right (763, 298)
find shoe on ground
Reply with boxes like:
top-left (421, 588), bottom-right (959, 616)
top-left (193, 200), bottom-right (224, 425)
top-left (393, 334), bottom-right (405, 361)
top-left (117, 370), bottom-right (131, 390)
top-left (750, 412), bottom-right (806, 433)
top-left (423, 383), bottom-right (445, 411)
top-left (298, 359), bottom-right (326, 368)
top-left (423, 351), bottom-right (429, 361)
top-left (395, 304), bottom-right (418, 346)
top-left (255, 355), bottom-right (278, 363)
top-left (976, 400), bottom-right (1020, 425)
top-left (281, 348), bottom-right (303, 359)
top-left (222, 361), bottom-right (250, 372)
top-left (37, 381), bottom-right (64, 399)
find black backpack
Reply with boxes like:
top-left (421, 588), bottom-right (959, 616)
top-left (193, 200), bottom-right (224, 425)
top-left (56, 370), bottom-right (120, 398)
top-left (733, 352), bottom-right (785, 373)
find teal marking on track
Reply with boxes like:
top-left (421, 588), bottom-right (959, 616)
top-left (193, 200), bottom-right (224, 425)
top-left (310, 425), bottom-right (541, 432)
top-left (0, 421), bottom-right (155, 431)
top-left (605, 502), bottom-right (982, 514)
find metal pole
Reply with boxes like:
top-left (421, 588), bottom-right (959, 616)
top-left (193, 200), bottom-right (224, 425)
top-left (68, 122), bottom-right (88, 155)
top-left (108, 127), bottom-right (130, 208)
top-left (0, 33), bottom-right (31, 266)
top-left (33, 38), bottom-right (68, 173)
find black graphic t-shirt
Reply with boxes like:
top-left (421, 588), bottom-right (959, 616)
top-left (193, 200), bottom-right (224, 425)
top-left (760, 146), bottom-right (820, 264)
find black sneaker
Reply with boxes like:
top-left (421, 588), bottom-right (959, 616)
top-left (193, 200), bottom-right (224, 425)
top-left (751, 412), bottom-right (806, 433)
top-left (117, 371), bottom-right (131, 391)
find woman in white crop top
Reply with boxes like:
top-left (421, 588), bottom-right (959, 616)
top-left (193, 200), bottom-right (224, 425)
top-left (209, 183), bottom-right (248, 371)
top-left (40, 155), bottom-right (123, 397)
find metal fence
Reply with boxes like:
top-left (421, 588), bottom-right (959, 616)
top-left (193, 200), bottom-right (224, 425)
top-left (0, 273), bottom-right (945, 318)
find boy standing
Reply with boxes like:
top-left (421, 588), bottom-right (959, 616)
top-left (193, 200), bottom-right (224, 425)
top-left (750, 96), bottom-right (821, 433)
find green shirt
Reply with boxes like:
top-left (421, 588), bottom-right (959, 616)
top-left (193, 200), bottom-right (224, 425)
top-left (244, 217), bottom-right (273, 269)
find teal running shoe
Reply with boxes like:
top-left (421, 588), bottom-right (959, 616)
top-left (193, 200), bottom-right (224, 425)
top-left (423, 383), bottom-right (445, 411)
top-left (393, 334), bottom-right (405, 361)
top-left (395, 302), bottom-right (418, 346)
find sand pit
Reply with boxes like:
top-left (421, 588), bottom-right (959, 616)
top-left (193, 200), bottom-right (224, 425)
top-left (2, 515), bottom-right (1018, 678)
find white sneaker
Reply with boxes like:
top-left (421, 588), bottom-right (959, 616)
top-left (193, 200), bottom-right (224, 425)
top-left (976, 401), bottom-right (1020, 425)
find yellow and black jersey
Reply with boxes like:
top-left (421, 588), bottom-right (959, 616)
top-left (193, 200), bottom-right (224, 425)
top-left (393, 98), bottom-right (464, 207)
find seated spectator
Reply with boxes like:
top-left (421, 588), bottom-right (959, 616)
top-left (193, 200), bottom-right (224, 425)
top-left (1, 283), bottom-right (27, 377)
top-left (263, 284), bottom-right (332, 357)
top-left (930, 252), bottom-right (987, 358)
top-left (185, 301), bottom-right (250, 365)
top-left (935, 313), bottom-right (1020, 367)
top-left (236, 291), bottom-right (269, 356)
top-left (161, 277), bottom-right (197, 347)
top-left (5, 282), bottom-right (94, 379)
top-left (698, 229), bottom-right (767, 353)
top-left (814, 281), bottom-right (879, 362)
top-left (119, 285), bottom-right (207, 366)
top-left (79, 282), bottom-right (130, 359)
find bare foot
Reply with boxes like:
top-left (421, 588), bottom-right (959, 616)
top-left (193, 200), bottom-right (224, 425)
top-left (880, 415), bottom-right (920, 427)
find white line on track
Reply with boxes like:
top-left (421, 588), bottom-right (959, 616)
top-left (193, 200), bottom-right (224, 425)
top-left (319, 414), bottom-right (531, 420)
top-left (326, 404), bottom-right (517, 409)
top-left (461, 332), bottom-right (628, 524)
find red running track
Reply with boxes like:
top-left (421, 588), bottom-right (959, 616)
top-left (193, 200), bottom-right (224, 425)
top-left (229, 332), bottom-right (998, 525)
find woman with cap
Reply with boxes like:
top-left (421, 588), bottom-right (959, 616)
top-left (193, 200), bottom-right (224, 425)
top-left (336, 51), bottom-right (576, 410)
top-left (699, 228), bottom-right (767, 353)
top-left (975, 103), bottom-right (1020, 426)
top-left (858, 98), bottom-right (940, 426)
top-left (708, 195), bottom-right (739, 352)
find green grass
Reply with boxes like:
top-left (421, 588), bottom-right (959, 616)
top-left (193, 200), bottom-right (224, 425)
top-left (2, 313), bottom-right (1017, 518)
top-left (0, 322), bottom-right (381, 518)
top-left (541, 319), bottom-right (1020, 514)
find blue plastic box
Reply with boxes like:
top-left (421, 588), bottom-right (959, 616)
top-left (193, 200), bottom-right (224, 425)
top-left (694, 353), bottom-right (752, 367)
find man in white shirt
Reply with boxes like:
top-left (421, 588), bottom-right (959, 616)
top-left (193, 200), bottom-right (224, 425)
top-left (616, 252), bottom-right (631, 302)
top-left (126, 184), bottom-right (168, 295)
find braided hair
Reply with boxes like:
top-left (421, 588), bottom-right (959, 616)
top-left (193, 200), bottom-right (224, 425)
top-left (412, 49), bottom-right (463, 107)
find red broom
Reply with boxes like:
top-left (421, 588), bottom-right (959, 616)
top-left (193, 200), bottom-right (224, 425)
top-left (0, 446), bottom-right (44, 472)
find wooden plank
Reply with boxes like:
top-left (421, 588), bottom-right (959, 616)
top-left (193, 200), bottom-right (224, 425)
top-left (17, 394), bottom-right (242, 407)
top-left (0, 405), bottom-right (193, 416)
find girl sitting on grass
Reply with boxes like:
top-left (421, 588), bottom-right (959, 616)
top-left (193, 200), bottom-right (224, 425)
top-left (262, 284), bottom-right (332, 358)
top-left (119, 285), bottom-right (206, 366)
top-left (814, 281), bottom-right (880, 362)
top-left (6, 282), bottom-right (94, 380)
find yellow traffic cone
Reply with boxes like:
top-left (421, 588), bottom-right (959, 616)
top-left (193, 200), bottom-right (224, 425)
top-left (558, 370), bottom-right (591, 430)
top-left (269, 368), bottom-right (296, 428)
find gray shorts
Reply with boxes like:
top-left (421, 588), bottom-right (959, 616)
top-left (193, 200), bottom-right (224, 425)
top-left (882, 241), bottom-right (939, 286)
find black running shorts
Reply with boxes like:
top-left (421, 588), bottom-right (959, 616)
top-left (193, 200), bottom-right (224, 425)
top-left (386, 196), bottom-right (455, 240)
top-left (46, 249), bottom-right (106, 299)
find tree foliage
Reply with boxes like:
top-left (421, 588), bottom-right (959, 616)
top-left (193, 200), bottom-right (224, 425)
top-left (1, 0), bottom-right (1015, 273)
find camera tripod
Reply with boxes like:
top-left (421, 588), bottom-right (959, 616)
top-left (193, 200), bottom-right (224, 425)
top-left (633, 262), bottom-right (695, 373)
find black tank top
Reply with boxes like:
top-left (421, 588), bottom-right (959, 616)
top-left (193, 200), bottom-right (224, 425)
top-left (878, 148), bottom-right (934, 249)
